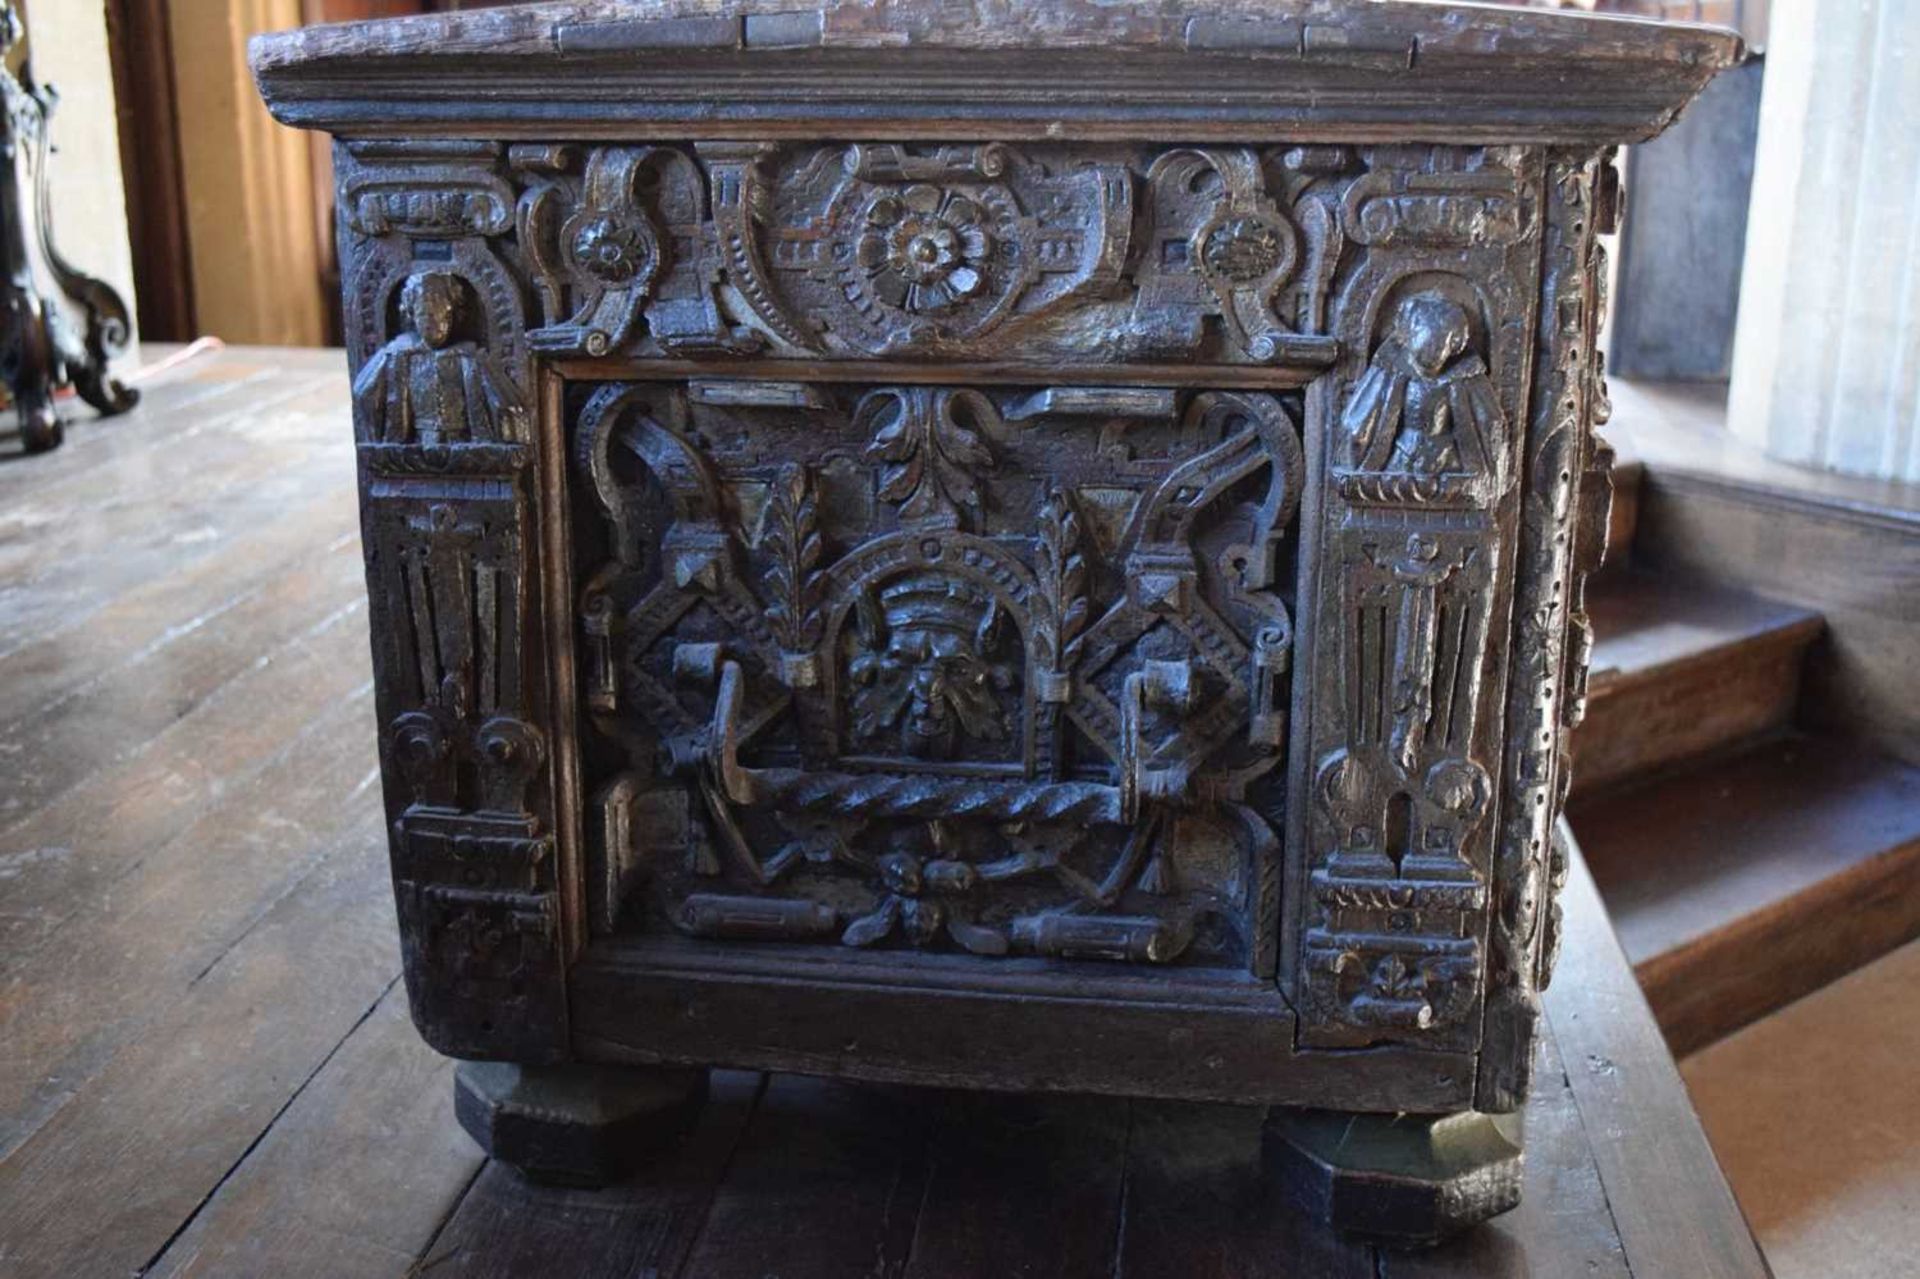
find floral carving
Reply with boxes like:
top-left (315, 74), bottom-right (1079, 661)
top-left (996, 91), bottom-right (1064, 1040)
top-left (841, 848), bottom-right (1009, 955)
top-left (856, 184), bottom-right (993, 312)
top-left (570, 212), bottom-right (658, 288)
top-left (1034, 487), bottom-right (1088, 676)
top-left (859, 386), bottom-right (997, 526)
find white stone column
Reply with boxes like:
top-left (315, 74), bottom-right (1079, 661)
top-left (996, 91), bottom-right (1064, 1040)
top-left (1728, 0), bottom-right (1920, 483)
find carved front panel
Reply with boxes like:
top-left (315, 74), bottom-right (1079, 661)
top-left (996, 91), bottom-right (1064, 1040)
top-left (331, 131), bottom-right (1607, 1089)
top-left (573, 380), bottom-right (1302, 975)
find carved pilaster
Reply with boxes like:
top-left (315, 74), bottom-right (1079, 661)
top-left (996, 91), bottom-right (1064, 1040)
top-left (1476, 150), bottom-right (1617, 1110)
top-left (339, 141), bottom-right (567, 1061)
top-left (1291, 146), bottom-right (1543, 1053)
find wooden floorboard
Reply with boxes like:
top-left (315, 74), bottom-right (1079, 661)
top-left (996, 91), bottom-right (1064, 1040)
top-left (1543, 830), bottom-right (1771, 1279)
top-left (900, 1091), bottom-right (1130, 1278)
top-left (675, 1074), bottom-right (931, 1279)
top-left (146, 985), bottom-right (481, 1279)
top-left (420, 1072), bottom-right (766, 1279)
top-left (0, 369), bottom-right (353, 660)
top-left (0, 347), bottom-right (1767, 1278)
top-left (0, 804), bottom-right (396, 1274)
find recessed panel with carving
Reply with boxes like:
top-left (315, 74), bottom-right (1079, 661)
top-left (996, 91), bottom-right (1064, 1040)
top-left (568, 380), bottom-right (1304, 979)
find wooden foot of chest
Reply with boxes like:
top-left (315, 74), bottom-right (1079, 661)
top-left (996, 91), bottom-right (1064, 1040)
top-left (1265, 1107), bottom-right (1525, 1247)
top-left (454, 1061), bottom-right (708, 1188)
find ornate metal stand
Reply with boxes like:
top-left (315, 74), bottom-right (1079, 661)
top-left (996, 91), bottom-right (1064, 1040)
top-left (0, 2), bottom-right (137, 455)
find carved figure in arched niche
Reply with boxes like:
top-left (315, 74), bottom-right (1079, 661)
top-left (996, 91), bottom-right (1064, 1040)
top-left (353, 270), bottom-right (527, 447)
top-left (1341, 290), bottom-right (1505, 487)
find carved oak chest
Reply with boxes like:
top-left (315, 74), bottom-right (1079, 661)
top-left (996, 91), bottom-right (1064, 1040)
top-left (253, 0), bottom-right (1738, 1242)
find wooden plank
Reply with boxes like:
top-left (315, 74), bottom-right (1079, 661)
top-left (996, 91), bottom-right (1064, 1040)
top-left (0, 538), bottom-right (365, 814)
top-left (0, 599), bottom-right (373, 965)
top-left (146, 984), bottom-right (481, 1279)
top-left (1542, 825), bottom-right (1769, 1279)
top-left (0, 491), bottom-right (359, 734)
top-left (900, 1092), bottom-right (1130, 1279)
top-left (0, 805), bottom-right (397, 1276)
top-left (0, 683), bottom-right (378, 1156)
top-left (1613, 401), bottom-right (1920, 765)
top-left (1683, 939), bottom-right (1920, 1279)
top-left (420, 1071), bottom-right (765, 1279)
top-left (0, 353), bottom-right (283, 490)
top-left (574, 948), bottom-right (1473, 1111)
top-left (0, 368), bottom-right (352, 657)
top-left (1115, 1100), bottom-right (1372, 1278)
top-left (0, 361), bottom-right (339, 568)
top-left (674, 1074), bottom-right (930, 1279)
top-left (1575, 733), bottom-right (1920, 1053)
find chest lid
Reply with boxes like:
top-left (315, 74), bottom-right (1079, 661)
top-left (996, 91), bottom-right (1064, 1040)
top-left (252, 0), bottom-right (1741, 146)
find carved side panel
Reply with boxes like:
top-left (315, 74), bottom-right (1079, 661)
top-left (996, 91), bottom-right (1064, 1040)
top-left (1477, 151), bottom-right (1619, 1109)
top-left (339, 141), bottom-right (567, 1061)
top-left (572, 380), bottom-right (1304, 976)
top-left (1291, 146), bottom-right (1543, 1052)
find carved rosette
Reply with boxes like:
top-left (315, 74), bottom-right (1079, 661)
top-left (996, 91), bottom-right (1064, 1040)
top-left (490, 141), bottom-right (1377, 367)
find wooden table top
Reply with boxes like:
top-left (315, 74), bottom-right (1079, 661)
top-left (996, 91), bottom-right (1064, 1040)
top-left (0, 346), bottom-right (1768, 1278)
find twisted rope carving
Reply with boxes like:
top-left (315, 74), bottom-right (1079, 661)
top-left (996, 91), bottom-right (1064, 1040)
top-left (735, 768), bottom-right (1125, 825)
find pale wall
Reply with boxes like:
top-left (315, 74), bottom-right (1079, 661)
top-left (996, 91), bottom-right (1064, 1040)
top-left (23, 0), bottom-right (140, 362)
top-left (169, 0), bottom-right (328, 347)
top-left (1729, 0), bottom-right (1920, 483)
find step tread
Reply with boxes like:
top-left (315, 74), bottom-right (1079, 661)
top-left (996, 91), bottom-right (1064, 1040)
top-left (1586, 571), bottom-right (1823, 693)
top-left (1573, 733), bottom-right (1920, 970)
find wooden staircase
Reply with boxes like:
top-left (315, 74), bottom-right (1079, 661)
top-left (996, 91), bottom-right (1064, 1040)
top-left (1568, 460), bottom-right (1920, 1057)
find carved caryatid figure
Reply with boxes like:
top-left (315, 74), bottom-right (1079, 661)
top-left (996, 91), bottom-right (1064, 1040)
top-left (354, 271), bottom-right (526, 446)
top-left (1341, 292), bottom-right (1504, 482)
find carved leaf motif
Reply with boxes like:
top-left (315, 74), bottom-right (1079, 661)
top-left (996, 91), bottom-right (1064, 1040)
top-left (861, 387), bottom-right (996, 525)
top-left (760, 463), bottom-right (826, 651)
top-left (1035, 487), bottom-right (1089, 670)
top-left (841, 897), bottom-right (900, 948)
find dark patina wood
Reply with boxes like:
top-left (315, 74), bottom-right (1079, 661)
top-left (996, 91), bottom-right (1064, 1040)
top-left (249, 0), bottom-right (1741, 1241)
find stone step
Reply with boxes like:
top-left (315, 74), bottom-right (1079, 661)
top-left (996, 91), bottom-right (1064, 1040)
top-left (1570, 732), bottom-right (1920, 1056)
top-left (1572, 571), bottom-right (1823, 794)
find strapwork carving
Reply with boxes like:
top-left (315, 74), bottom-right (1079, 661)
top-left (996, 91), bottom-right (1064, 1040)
top-left (578, 382), bottom-right (1305, 974)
